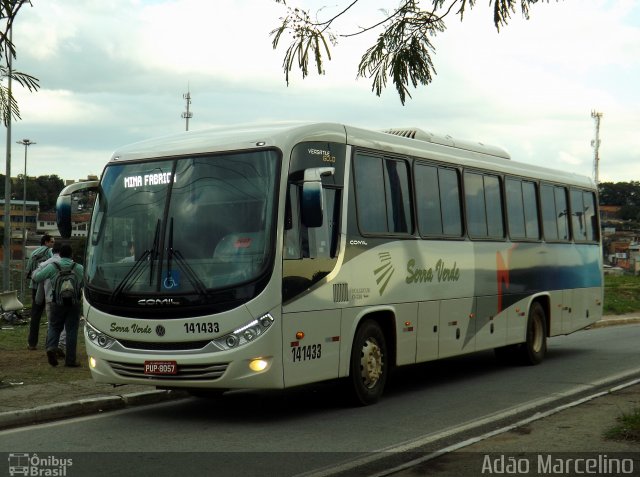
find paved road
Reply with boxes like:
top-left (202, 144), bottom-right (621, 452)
top-left (1, 324), bottom-right (639, 477)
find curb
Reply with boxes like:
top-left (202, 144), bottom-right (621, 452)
top-left (0, 389), bottom-right (188, 431)
top-left (589, 316), bottom-right (640, 329)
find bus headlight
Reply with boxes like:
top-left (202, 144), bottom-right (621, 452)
top-left (85, 322), bottom-right (116, 349)
top-left (214, 313), bottom-right (274, 350)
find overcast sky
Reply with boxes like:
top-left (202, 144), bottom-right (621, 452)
top-left (4, 0), bottom-right (640, 183)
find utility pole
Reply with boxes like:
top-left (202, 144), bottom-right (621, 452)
top-left (3, 26), bottom-right (14, 292)
top-left (182, 87), bottom-right (193, 131)
top-left (17, 138), bottom-right (35, 302)
top-left (591, 110), bottom-right (603, 185)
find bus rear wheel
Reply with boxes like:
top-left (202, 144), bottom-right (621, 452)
top-left (519, 301), bottom-right (547, 365)
top-left (348, 320), bottom-right (388, 406)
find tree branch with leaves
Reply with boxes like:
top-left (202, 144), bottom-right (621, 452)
top-left (271, 0), bottom-right (557, 104)
top-left (0, 0), bottom-right (40, 126)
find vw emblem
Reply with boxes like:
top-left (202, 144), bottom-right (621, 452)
top-left (155, 325), bottom-right (166, 337)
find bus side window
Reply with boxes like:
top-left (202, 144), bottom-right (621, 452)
top-left (465, 171), bottom-right (504, 239)
top-left (554, 187), bottom-right (570, 241)
top-left (415, 164), bottom-right (462, 237)
top-left (570, 188), bottom-right (588, 241)
top-left (540, 184), bottom-right (559, 240)
top-left (354, 153), bottom-right (412, 235)
top-left (284, 184), bottom-right (303, 259)
top-left (284, 183), bottom-right (340, 260)
top-left (506, 178), bottom-right (539, 240)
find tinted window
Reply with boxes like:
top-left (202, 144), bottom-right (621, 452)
top-left (440, 168), bottom-right (463, 236)
top-left (354, 153), bottom-right (412, 234)
top-left (506, 179), bottom-right (525, 239)
top-left (464, 172), bottom-right (486, 237)
top-left (570, 189), bottom-right (598, 242)
top-left (415, 164), bottom-right (441, 235)
top-left (523, 181), bottom-right (539, 239)
top-left (415, 164), bottom-right (462, 236)
top-left (540, 184), bottom-right (558, 240)
top-left (354, 155), bottom-right (387, 232)
top-left (570, 188), bottom-right (587, 241)
top-left (464, 172), bottom-right (503, 239)
top-left (583, 191), bottom-right (598, 241)
top-left (384, 159), bottom-right (412, 233)
top-left (507, 179), bottom-right (539, 240)
top-left (484, 175), bottom-right (504, 238)
top-left (555, 187), bottom-right (570, 241)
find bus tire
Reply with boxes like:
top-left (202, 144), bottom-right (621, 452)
top-left (519, 302), bottom-right (547, 365)
top-left (348, 320), bottom-right (388, 406)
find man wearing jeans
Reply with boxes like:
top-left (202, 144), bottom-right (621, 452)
top-left (26, 234), bottom-right (54, 350)
top-left (32, 244), bottom-right (84, 367)
top-left (36, 242), bottom-right (67, 357)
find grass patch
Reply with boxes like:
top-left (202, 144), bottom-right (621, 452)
top-left (604, 407), bottom-right (640, 442)
top-left (603, 274), bottom-right (640, 315)
top-left (0, 319), bottom-right (90, 385)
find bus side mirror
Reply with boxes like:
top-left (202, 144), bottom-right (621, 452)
top-left (56, 180), bottom-right (99, 238)
top-left (301, 167), bottom-right (334, 228)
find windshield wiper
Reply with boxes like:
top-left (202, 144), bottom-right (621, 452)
top-left (166, 217), bottom-right (208, 298)
top-left (111, 219), bottom-right (161, 301)
top-left (148, 219), bottom-right (161, 285)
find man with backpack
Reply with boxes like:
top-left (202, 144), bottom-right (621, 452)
top-left (26, 234), bottom-right (55, 350)
top-left (35, 242), bottom-right (67, 358)
top-left (32, 244), bottom-right (84, 367)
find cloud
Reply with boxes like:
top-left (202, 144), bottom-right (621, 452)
top-left (4, 0), bottom-right (640, 183)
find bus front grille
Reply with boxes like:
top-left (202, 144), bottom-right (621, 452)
top-left (107, 361), bottom-right (229, 380)
top-left (118, 339), bottom-right (211, 351)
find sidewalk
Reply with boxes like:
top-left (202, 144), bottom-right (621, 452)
top-left (1, 315), bottom-right (639, 459)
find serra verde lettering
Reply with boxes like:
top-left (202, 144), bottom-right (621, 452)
top-left (123, 172), bottom-right (176, 189)
top-left (110, 322), bottom-right (152, 334)
top-left (406, 258), bottom-right (460, 284)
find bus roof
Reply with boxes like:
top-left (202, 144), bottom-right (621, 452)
top-left (108, 121), bottom-right (595, 189)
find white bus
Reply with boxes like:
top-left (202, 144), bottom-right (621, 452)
top-left (57, 122), bottom-right (603, 405)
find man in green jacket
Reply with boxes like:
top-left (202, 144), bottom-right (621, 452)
top-left (32, 244), bottom-right (84, 367)
top-left (26, 234), bottom-right (54, 350)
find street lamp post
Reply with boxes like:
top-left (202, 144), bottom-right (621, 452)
top-left (17, 139), bottom-right (35, 301)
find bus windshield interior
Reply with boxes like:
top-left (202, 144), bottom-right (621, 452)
top-left (85, 150), bottom-right (280, 297)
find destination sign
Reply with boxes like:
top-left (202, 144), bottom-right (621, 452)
top-left (123, 172), bottom-right (176, 188)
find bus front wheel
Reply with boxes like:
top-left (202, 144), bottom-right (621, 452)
top-left (348, 320), bottom-right (388, 406)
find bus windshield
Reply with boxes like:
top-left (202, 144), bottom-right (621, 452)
top-left (86, 150), bottom-right (280, 299)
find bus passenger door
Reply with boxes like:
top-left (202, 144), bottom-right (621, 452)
top-left (438, 297), bottom-right (475, 358)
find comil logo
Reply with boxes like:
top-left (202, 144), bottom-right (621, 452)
top-left (373, 251), bottom-right (395, 296)
top-left (8, 453), bottom-right (73, 476)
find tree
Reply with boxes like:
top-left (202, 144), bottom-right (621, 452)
top-left (0, 0), bottom-right (40, 126)
top-left (271, 0), bottom-right (556, 104)
top-left (0, 173), bottom-right (64, 211)
top-left (598, 181), bottom-right (640, 207)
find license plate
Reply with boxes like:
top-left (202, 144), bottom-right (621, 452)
top-left (144, 361), bottom-right (177, 375)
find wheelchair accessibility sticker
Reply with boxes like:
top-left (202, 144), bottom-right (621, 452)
top-left (162, 270), bottom-right (180, 290)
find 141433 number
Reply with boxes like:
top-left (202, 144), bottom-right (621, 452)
top-left (291, 344), bottom-right (322, 362)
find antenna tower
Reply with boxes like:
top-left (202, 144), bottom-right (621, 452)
top-left (591, 110), bottom-right (603, 184)
top-left (182, 87), bottom-right (193, 131)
